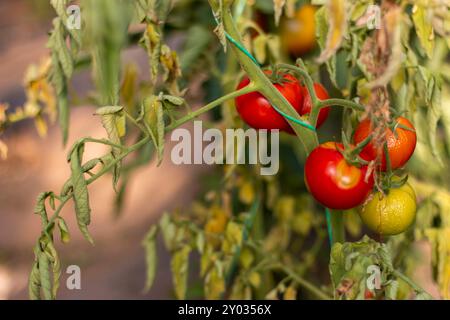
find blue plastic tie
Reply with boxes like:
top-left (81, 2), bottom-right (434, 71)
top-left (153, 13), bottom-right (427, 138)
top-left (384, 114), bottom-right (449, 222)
top-left (325, 208), bottom-right (333, 246)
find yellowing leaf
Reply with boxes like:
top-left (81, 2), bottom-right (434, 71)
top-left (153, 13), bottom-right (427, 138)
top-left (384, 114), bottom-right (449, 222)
top-left (412, 5), bottom-right (435, 59)
top-left (239, 181), bottom-right (255, 205)
top-left (142, 96), bottom-right (165, 165)
top-left (204, 264), bottom-right (225, 300)
top-left (253, 34), bottom-right (267, 64)
top-left (248, 271), bottom-right (261, 288)
top-left (34, 114), bottom-right (48, 138)
top-left (283, 285), bottom-right (297, 300)
top-left (225, 221), bottom-right (243, 247)
top-left (171, 246), bottom-right (191, 300)
top-left (275, 196), bottom-right (295, 222)
top-left (317, 0), bottom-right (348, 63)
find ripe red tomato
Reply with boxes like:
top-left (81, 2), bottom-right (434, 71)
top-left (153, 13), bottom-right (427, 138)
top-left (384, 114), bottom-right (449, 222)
top-left (283, 83), bottom-right (331, 134)
top-left (353, 117), bottom-right (417, 171)
top-left (304, 142), bottom-right (374, 210)
top-left (235, 71), bottom-right (303, 131)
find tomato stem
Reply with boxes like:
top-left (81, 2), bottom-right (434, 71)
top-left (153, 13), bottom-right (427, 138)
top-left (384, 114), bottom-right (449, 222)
top-left (329, 210), bottom-right (345, 244)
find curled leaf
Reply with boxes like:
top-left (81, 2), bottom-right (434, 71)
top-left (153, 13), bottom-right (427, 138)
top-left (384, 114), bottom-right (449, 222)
top-left (69, 143), bottom-right (94, 244)
top-left (316, 0), bottom-right (348, 64)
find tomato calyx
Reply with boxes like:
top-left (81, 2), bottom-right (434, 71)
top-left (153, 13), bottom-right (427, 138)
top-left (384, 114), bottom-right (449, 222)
top-left (340, 131), bottom-right (372, 167)
top-left (266, 68), bottom-right (296, 86)
top-left (378, 173), bottom-right (409, 195)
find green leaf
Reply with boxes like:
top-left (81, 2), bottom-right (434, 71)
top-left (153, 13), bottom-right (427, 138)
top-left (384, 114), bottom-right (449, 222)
top-left (48, 18), bottom-right (74, 79)
top-left (44, 240), bottom-right (61, 299)
top-left (28, 261), bottom-right (41, 300)
top-left (84, 0), bottom-right (132, 105)
top-left (171, 245), bottom-right (191, 299)
top-left (38, 248), bottom-right (52, 300)
top-left (132, 0), bottom-right (152, 23)
top-left (412, 5), bottom-right (435, 59)
top-left (69, 143), bottom-right (94, 244)
top-left (159, 213), bottom-right (176, 251)
top-left (427, 80), bottom-right (443, 166)
top-left (142, 225), bottom-right (158, 292)
top-left (34, 192), bottom-right (52, 223)
top-left (48, 35), bottom-right (70, 145)
top-left (95, 106), bottom-right (124, 115)
top-left (142, 96), bottom-right (165, 165)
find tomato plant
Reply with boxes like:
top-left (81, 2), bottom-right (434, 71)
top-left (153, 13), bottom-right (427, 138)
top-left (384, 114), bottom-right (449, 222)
top-left (0, 0), bottom-right (449, 301)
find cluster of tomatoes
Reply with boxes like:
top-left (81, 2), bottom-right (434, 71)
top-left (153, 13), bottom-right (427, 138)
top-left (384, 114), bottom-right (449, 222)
top-left (235, 71), bottom-right (330, 133)
top-left (235, 71), bottom-right (418, 236)
top-left (305, 117), bottom-right (417, 236)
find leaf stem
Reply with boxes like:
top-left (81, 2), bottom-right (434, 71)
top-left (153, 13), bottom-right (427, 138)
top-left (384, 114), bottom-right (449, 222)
top-left (392, 269), bottom-right (433, 299)
top-left (166, 83), bottom-right (260, 131)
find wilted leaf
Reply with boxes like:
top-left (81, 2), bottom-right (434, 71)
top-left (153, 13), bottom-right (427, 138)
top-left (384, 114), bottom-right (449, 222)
top-left (28, 261), bottom-right (41, 300)
top-left (162, 95), bottom-right (184, 106)
top-left (69, 143), bottom-right (94, 244)
top-left (316, 6), bottom-right (337, 86)
top-left (317, 0), bottom-right (348, 63)
top-left (142, 96), bottom-right (165, 165)
top-left (142, 225), bottom-right (158, 292)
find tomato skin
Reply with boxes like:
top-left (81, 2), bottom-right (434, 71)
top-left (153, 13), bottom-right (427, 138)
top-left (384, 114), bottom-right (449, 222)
top-left (353, 117), bottom-right (417, 171)
top-left (304, 142), bottom-right (374, 210)
top-left (283, 83), bottom-right (330, 134)
top-left (359, 182), bottom-right (416, 236)
top-left (235, 71), bottom-right (303, 131)
top-left (280, 5), bottom-right (317, 56)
